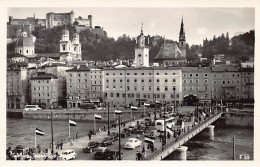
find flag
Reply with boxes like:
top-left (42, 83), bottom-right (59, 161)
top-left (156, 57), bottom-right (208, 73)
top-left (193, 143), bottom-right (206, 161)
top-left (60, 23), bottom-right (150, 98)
top-left (144, 103), bottom-right (150, 107)
top-left (115, 110), bottom-right (122, 114)
top-left (69, 119), bottom-right (76, 126)
top-left (144, 135), bottom-right (155, 144)
top-left (131, 106), bottom-right (137, 110)
top-left (35, 128), bottom-right (45, 136)
top-left (94, 114), bottom-right (102, 120)
top-left (167, 126), bottom-right (174, 133)
top-left (201, 111), bottom-right (206, 117)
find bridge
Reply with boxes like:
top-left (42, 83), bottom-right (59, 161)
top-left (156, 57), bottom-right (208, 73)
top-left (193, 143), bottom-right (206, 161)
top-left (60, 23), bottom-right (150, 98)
top-left (143, 111), bottom-right (223, 160)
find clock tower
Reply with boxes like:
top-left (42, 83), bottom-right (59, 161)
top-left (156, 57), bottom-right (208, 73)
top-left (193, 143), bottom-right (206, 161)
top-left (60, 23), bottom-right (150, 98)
top-left (135, 23), bottom-right (149, 68)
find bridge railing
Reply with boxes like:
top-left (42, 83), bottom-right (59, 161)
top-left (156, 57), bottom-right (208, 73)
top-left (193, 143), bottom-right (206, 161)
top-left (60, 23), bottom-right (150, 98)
top-left (143, 111), bottom-right (223, 160)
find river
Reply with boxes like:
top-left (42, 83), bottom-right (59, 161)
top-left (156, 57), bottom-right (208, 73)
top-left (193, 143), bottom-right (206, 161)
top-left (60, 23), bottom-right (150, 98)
top-left (7, 118), bottom-right (253, 160)
top-left (164, 126), bottom-right (254, 160)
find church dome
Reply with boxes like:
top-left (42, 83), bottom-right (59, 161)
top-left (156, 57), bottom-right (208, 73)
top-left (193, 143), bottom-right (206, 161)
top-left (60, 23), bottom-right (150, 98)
top-left (15, 37), bottom-right (34, 47)
top-left (73, 33), bottom-right (79, 38)
top-left (62, 29), bottom-right (69, 35)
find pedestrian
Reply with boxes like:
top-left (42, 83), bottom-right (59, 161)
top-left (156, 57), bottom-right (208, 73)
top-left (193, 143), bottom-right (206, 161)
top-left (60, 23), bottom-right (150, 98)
top-left (159, 134), bottom-right (162, 142)
top-left (136, 151), bottom-right (139, 160)
top-left (151, 143), bottom-right (155, 152)
top-left (88, 132), bottom-right (92, 141)
top-left (37, 144), bottom-right (41, 154)
top-left (141, 114), bottom-right (144, 119)
top-left (76, 133), bottom-right (78, 141)
top-left (60, 140), bottom-right (63, 150)
top-left (136, 133), bottom-right (140, 139)
top-left (45, 148), bottom-right (48, 154)
top-left (56, 141), bottom-right (60, 150)
top-left (103, 125), bottom-right (106, 131)
top-left (167, 132), bottom-right (170, 140)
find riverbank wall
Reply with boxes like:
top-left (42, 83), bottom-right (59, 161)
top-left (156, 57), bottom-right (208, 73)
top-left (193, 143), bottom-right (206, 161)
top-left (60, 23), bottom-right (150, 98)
top-left (15, 108), bottom-right (153, 123)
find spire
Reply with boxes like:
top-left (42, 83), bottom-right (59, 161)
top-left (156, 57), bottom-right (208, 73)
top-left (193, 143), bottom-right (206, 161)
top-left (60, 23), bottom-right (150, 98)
top-left (179, 15), bottom-right (185, 40)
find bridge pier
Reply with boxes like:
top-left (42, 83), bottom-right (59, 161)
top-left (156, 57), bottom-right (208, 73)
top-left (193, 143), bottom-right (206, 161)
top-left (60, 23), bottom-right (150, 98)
top-left (200, 125), bottom-right (215, 141)
top-left (172, 146), bottom-right (188, 160)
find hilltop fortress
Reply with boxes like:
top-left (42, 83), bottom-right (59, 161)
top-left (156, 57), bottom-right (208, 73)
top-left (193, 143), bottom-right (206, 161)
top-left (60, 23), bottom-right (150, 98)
top-left (8, 10), bottom-right (92, 29)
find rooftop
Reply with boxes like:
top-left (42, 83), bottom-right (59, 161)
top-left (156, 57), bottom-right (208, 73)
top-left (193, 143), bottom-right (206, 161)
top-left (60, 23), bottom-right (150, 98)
top-left (30, 73), bottom-right (58, 80)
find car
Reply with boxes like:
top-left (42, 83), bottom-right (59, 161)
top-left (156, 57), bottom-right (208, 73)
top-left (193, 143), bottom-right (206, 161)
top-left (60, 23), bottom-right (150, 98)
top-left (102, 136), bottom-right (114, 145)
top-left (106, 150), bottom-right (122, 160)
top-left (128, 122), bottom-right (137, 132)
top-left (58, 150), bottom-right (77, 160)
top-left (110, 132), bottom-right (119, 140)
top-left (121, 128), bottom-right (131, 138)
top-left (83, 141), bottom-right (100, 153)
top-left (23, 105), bottom-right (42, 111)
top-left (94, 147), bottom-right (109, 160)
top-left (123, 138), bottom-right (142, 149)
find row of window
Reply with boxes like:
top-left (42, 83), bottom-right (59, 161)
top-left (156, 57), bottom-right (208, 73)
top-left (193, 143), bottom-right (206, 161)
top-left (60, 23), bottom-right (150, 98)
top-left (106, 78), bottom-right (177, 83)
top-left (32, 92), bottom-right (56, 97)
top-left (183, 86), bottom-right (208, 91)
top-left (213, 73), bottom-right (240, 78)
top-left (106, 84), bottom-right (176, 92)
top-left (104, 92), bottom-right (180, 99)
top-left (31, 80), bottom-right (50, 84)
top-left (183, 73), bottom-right (208, 77)
top-left (183, 79), bottom-right (208, 84)
top-left (69, 73), bottom-right (102, 78)
top-left (105, 72), bottom-right (177, 76)
top-left (32, 86), bottom-right (55, 91)
top-left (213, 80), bottom-right (240, 85)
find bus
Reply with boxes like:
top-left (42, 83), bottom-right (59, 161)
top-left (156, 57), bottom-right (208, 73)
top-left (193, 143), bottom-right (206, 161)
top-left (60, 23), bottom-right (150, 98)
top-left (155, 117), bottom-right (175, 132)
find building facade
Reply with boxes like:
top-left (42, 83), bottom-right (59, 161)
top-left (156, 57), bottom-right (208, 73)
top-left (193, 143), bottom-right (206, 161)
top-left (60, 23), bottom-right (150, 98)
top-left (30, 73), bottom-right (58, 108)
top-left (7, 68), bottom-right (29, 109)
top-left (66, 65), bottom-right (91, 108)
top-left (182, 67), bottom-right (213, 106)
top-left (90, 67), bottom-right (103, 104)
top-left (102, 67), bottom-right (182, 107)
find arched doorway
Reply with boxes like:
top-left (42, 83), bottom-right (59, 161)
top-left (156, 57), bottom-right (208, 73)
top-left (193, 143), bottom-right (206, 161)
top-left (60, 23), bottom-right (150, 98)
top-left (183, 95), bottom-right (199, 106)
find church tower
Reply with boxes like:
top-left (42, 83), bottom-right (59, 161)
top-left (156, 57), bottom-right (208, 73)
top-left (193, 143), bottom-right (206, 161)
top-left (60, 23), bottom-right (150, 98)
top-left (135, 23), bottom-right (149, 68)
top-left (178, 16), bottom-right (186, 58)
top-left (72, 32), bottom-right (82, 60)
top-left (59, 28), bottom-right (71, 53)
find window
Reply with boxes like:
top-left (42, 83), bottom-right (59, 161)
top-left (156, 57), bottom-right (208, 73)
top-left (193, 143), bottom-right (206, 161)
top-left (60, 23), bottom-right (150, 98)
top-left (205, 86), bottom-right (208, 90)
top-left (85, 79), bottom-right (87, 83)
top-left (69, 74), bottom-right (72, 77)
top-left (237, 74), bottom-right (240, 77)
top-left (62, 44), bottom-right (66, 50)
top-left (134, 79), bottom-right (137, 82)
top-left (157, 86), bottom-right (160, 91)
top-left (106, 73), bottom-right (109, 76)
top-left (26, 50), bottom-right (28, 53)
top-left (104, 93), bottom-right (107, 97)
top-left (134, 73), bottom-right (137, 75)
top-left (120, 79), bottom-right (123, 83)
top-left (183, 86), bottom-right (186, 91)
top-left (165, 73), bottom-right (168, 75)
top-left (195, 74), bottom-right (199, 77)
top-left (223, 81), bottom-right (225, 84)
top-left (173, 73), bottom-right (176, 75)
top-left (173, 79), bottom-right (176, 82)
top-left (106, 79), bottom-right (109, 83)
top-left (127, 86), bottom-right (130, 91)
top-left (157, 73), bottom-right (159, 75)
top-left (113, 73), bottom-right (115, 76)
top-left (142, 86), bottom-right (144, 91)
top-left (196, 86), bottom-right (199, 90)
top-left (78, 79), bottom-right (80, 82)
top-left (205, 94), bottom-right (208, 98)
top-left (157, 79), bottom-right (160, 82)
top-left (189, 80), bottom-right (193, 83)
top-left (236, 87), bottom-right (240, 91)
top-left (204, 73), bottom-right (208, 77)
top-left (237, 80), bottom-right (240, 84)
top-left (141, 79), bottom-right (144, 83)
top-left (141, 73), bottom-right (144, 75)
top-left (113, 85), bottom-right (116, 89)
top-left (223, 74), bottom-right (225, 78)
top-left (116, 93), bottom-right (120, 97)
top-left (189, 86), bottom-right (192, 90)
top-left (113, 79), bottom-right (116, 83)
top-left (122, 93), bottom-right (125, 98)
top-left (149, 79), bottom-right (152, 83)
top-left (136, 93), bottom-right (140, 98)
top-left (196, 79), bottom-right (199, 83)
top-left (149, 73), bottom-right (152, 75)
top-left (189, 74), bottom-right (193, 77)
top-left (173, 86), bottom-right (176, 91)
top-left (134, 86), bottom-right (137, 91)
top-left (110, 93), bottom-right (114, 97)
top-left (120, 73), bottom-right (122, 75)
top-left (204, 79), bottom-right (208, 83)
top-left (127, 73), bottom-right (130, 75)
top-left (183, 80), bottom-right (187, 83)
top-left (165, 79), bottom-right (168, 83)
top-left (78, 74), bottom-right (81, 77)
top-left (127, 79), bottom-right (130, 83)
top-left (183, 74), bottom-right (186, 77)
top-left (165, 86), bottom-right (168, 91)
top-left (149, 86), bottom-right (152, 91)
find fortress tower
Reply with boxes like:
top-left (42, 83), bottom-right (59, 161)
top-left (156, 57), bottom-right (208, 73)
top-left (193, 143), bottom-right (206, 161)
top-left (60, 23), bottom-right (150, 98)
top-left (134, 23), bottom-right (150, 68)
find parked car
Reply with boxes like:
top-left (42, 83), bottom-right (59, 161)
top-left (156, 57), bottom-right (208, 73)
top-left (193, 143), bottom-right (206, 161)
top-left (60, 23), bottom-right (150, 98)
top-left (110, 132), bottom-right (119, 140)
top-left (128, 122), bottom-right (137, 132)
top-left (102, 136), bottom-right (114, 145)
top-left (106, 150), bottom-right (121, 160)
top-left (123, 138), bottom-right (142, 149)
top-left (24, 105), bottom-right (42, 111)
top-left (94, 147), bottom-right (109, 160)
top-left (121, 128), bottom-right (131, 138)
top-left (83, 141), bottom-right (100, 153)
top-left (59, 150), bottom-right (77, 160)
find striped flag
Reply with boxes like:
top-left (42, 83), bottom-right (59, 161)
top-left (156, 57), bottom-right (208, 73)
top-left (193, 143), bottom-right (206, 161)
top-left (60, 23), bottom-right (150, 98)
top-left (35, 128), bottom-right (45, 136)
top-left (144, 103), bottom-right (150, 107)
top-left (115, 110), bottom-right (122, 114)
top-left (69, 119), bottom-right (77, 126)
top-left (94, 114), bottom-right (102, 120)
top-left (131, 106), bottom-right (137, 110)
top-left (144, 135), bottom-right (155, 144)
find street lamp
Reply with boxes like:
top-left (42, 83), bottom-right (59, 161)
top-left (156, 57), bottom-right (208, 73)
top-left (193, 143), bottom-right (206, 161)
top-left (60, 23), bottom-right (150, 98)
top-left (107, 102), bottom-right (110, 135)
top-left (115, 110), bottom-right (122, 160)
top-left (50, 111), bottom-right (54, 155)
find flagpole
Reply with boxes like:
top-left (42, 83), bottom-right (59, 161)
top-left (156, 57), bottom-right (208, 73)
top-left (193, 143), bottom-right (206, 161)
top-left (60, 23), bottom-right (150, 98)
top-left (35, 126), bottom-right (36, 149)
top-left (94, 114), bottom-right (96, 132)
top-left (69, 115), bottom-right (70, 138)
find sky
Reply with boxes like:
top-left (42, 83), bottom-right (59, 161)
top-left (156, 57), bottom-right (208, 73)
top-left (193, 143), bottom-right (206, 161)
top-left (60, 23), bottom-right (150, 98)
top-left (7, 7), bottom-right (254, 45)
